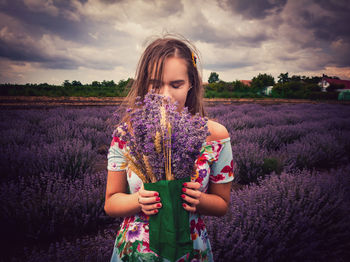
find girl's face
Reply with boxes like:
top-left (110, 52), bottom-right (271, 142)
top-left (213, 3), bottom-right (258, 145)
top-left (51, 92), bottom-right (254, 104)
top-left (149, 57), bottom-right (191, 112)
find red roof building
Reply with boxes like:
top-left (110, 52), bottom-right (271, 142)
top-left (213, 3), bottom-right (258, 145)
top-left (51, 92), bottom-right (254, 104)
top-left (240, 80), bottom-right (252, 86)
top-left (320, 77), bottom-right (350, 92)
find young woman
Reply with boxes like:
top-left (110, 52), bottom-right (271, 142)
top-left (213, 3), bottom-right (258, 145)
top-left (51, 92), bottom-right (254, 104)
top-left (104, 36), bottom-right (234, 261)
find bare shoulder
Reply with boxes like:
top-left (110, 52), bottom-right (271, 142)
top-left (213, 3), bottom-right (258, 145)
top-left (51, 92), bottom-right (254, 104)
top-left (116, 125), bottom-right (125, 135)
top-left (206, 119), bottom-right (230, 142)
top-left (115, 123), bottom-right (128, 137)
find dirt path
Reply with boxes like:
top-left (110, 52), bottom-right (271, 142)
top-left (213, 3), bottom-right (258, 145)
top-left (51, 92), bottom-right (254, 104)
top-left (1, 96), bottom-right (349, 107)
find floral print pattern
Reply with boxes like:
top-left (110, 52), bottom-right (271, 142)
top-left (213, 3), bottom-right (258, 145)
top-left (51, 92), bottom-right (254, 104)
top-left (107, 136), bottom-right (234, 262)
top-left (111, 136), bottom-right (127, 149)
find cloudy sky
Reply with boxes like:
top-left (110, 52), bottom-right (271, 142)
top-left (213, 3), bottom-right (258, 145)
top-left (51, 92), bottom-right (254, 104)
top-left (1, 0), bottom-right (350, 85)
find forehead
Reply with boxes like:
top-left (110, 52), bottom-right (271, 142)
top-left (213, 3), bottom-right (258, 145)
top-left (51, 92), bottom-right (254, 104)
top-left (149, 57), bottom-right (188, 80)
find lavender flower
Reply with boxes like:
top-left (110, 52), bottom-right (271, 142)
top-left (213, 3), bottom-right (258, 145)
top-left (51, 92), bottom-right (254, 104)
top-left (115, 92), bottom-right (209, 182)
top-left (1, 103), bottom-right (350, 261)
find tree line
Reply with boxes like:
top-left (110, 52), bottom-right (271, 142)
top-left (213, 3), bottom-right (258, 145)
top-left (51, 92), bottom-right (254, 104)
top-left (0, 79), bottom-right (132, 97)
top-left (0, 73), bottom-right (344, 99)
top-left (205, 72), bottom-right (343, 100)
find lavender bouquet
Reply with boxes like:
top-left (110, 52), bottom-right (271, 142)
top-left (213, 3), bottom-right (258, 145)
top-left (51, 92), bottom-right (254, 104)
top-left (114, 91), bottom-right (209, 261)
top-left (114, 91), bottom-right (209, 183)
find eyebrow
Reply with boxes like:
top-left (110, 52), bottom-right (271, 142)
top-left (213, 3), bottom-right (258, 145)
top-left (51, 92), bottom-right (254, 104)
top-left (149, 79), bottom-right (185, 85)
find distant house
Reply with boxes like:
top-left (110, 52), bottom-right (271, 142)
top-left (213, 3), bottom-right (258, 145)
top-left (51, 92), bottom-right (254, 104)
top-left (262, 86), bottom-right (274, 96)
top-left (240, 80), bottom-right (252, 86)
top-left (319, 77), bottom-right (350, 92)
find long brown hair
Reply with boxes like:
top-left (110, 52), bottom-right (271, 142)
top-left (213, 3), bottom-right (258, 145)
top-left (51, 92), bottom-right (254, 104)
top-left (120, 35), bottom-right (205, 122)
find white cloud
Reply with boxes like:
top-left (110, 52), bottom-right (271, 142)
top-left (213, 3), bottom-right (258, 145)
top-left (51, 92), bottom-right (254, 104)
top-left (23, 0), bottom-right (59, 16)
top-left (1, 0), bottom-right (349, 84)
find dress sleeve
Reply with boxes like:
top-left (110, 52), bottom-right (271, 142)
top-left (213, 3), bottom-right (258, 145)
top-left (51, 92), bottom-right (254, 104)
top-left (209, 138), bottom-right (234, 184)
top-left (107, 135), bottom-right (127, 172)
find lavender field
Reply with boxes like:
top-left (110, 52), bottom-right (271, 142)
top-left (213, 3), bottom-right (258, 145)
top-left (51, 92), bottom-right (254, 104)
top-left (1, 103), bottom-right (350, 261)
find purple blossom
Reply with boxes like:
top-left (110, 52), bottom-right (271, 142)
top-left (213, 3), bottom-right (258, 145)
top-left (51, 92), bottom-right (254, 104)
top-left (1, 103), bottom-right (350, 261)
top-left (198, 169), bottom-right (207, 178)
top-left (206, 165), bottom-right (350, 262)
top-left (126, 224), bottom-right (142, 242)
top-left (115, 92), bottom-right (209, 181)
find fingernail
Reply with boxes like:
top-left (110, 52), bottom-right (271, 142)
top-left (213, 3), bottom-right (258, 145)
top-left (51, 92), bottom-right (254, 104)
top-left (182, 188), bottom-right (186, 193)
top-left (182, 203), bottom-right (186, 208)
top-left (183, 183), bottom-right (187, 187)
top-left (157, 203), bottom-right (161, 208)
top-left (156, 197), bottom-right (160, 201)
top-left (181, 194), bottom-right (185, 199)
top-left (154, 192), bottom-right (159, 197)
top-left (154, 209), bottom-right (158, 213)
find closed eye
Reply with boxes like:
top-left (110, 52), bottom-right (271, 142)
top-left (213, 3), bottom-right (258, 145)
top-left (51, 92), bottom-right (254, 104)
top-left (171, 83), bottom-right (181, 89)
top-left (170, 80), bottom-right (185, 89)
top-left (149, 79), bottom-right (185, 89)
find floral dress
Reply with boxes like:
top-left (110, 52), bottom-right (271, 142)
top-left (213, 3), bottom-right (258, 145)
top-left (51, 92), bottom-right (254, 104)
top-left (107, 135), bottom-right (234, 262)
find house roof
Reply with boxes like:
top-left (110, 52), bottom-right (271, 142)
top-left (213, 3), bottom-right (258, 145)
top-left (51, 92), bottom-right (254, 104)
top-left (323, 77), bottom-right (350, 89)
top-left (240, 80), bottom-right (252, 86)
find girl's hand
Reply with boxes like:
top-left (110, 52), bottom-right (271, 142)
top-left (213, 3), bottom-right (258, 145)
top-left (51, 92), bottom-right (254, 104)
top-left (137, 184), bottom-right (162, 216)
top-left (181, 182), bottom-right (202, 212)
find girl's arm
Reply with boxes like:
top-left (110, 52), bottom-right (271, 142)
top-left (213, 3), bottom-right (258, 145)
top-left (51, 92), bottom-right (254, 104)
top-left (104, 170), bottom-right (161, 217)
top-left (104, 170), bottom-right (140, 217)
top-left (181, 119), bottom-right (232, 216)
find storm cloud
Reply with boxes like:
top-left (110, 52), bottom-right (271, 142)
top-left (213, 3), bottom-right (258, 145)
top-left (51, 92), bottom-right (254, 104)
top-left (0, 0), bottom-right (349, 84)
top-left (218, 0), bottom-right (288, 19)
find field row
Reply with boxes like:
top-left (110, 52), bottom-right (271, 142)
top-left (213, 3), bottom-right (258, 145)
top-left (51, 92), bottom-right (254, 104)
top-left (1, 103), bottom-right (349, 261)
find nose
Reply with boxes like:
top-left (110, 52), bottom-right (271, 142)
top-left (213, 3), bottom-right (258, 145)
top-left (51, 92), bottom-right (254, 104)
top-left (159, 84), bottom-right (172, 100)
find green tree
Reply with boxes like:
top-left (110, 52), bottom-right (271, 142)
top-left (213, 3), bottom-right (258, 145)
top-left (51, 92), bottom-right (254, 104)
top-left (63, 80), bottom-right (71, 87)
top-left (278, 72), bottom-right (289, 83)
top-left (233, 80), bottom-right (250, 92)
top-left (251, 73), bottom-right (275, 90)
top-left (272, 81), bottom-right (313, 98)
top-left (304, 83), bottom-right (321, 92)
top-left (117, 78), bottom-right (132, 91)
top-left (71, 80), bottom-right (82, 86)
top-left (302, 76), bottom-right (321, 84)
top-left (208, 80), bottom-right (233, 92)
top-left (208, 72), bottom-right (219, 83)
top-left (102, 80), bottom-right (116, 87)
top-left (290, 75), bottom-right (301, 82)
top-left (91, 81), bottom-right (101, 87)
top-left (327, 83), bottom-right (345, 92)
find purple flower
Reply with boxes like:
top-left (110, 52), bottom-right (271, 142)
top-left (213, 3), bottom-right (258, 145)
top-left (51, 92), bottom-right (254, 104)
top-left (126, 224), bottom-right (141, 241)
top-left (199, 169), bottom-right (207, 178)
